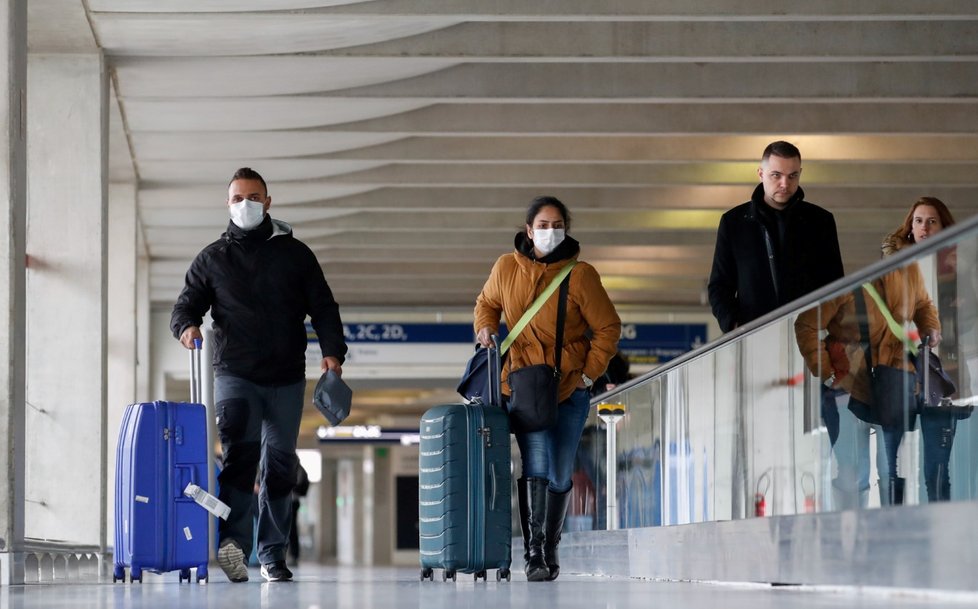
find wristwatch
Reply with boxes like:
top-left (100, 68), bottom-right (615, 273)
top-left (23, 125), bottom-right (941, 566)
top-left (581, 373), bottom-right (594, 388)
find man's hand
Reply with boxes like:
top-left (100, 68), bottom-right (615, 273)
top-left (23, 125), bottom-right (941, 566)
top-left (322, 356), bottom-right (343, 377)
top-left (926, 329), bottom-right (942, 348)
top-left (180, 326), bottom-right (203, 349)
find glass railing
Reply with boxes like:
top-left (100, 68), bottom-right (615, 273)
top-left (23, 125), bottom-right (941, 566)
top-left (569, 214), bottom-right (978, 531)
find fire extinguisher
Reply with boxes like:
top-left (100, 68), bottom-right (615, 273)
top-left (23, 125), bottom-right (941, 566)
top-left (801, 472), bottom-right (816, 513)
top-left (754, 471), bottom-right (771, 517)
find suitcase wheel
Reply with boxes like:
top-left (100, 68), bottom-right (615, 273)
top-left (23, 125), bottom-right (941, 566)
top-left (112, 566), bottom-right (125, 583)
top-left (420, 568), bottom-right (433, 581)
top-left (496, 568), bottom-right (511, 582)
top-left (179, 569), bottom-right (191, 583)
top-left (442, 569), bottom-right (456, 582)
top-left (474, 570), bottom-right (487, 581)
top-left (129, 569), bottom-right (142, 584)
top-left (197, 566), bottom-right (208, 583)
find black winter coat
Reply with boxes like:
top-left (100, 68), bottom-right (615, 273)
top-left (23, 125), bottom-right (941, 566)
top-left (708, 185), bottom-right (844, 333)
top-left (170, 215), bottom-right (347, 385)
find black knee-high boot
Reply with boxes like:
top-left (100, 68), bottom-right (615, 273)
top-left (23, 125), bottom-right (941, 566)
top-left (543, 486), bottom-right (572, 581)
top-left (517, 478), bottom-right (530, 561)
top-left (889, 477), bottom-right (905, 505)
top-left (521, 477), bottom-right (549, 581)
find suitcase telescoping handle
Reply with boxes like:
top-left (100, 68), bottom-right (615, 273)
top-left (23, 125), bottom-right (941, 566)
top-left (488, 334), bottom-right (503, 409)
top-left (189, 338), bottom-right (202, 404)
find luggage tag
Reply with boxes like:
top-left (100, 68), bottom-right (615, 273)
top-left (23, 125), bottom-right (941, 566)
top-left (183, 483), bottom-right (231, 520)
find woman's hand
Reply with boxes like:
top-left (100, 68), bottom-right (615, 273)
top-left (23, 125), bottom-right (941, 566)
top-left (476, 327), bottom-right (494, 348)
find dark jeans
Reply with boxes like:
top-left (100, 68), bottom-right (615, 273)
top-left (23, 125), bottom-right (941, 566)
top-left (515, 388), bottom-right (591, 493)
top-left (821, 385), bottom-right (843, 447)
top-left (920, 412), bottom-right (957, 501)
top-left (214, 375), bottom-right (305, 565)
top-left (879, 427), bottom-right (904, 481)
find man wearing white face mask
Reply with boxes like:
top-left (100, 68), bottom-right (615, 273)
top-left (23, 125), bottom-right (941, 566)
top-left (171, 167), bottom-right (347, 583)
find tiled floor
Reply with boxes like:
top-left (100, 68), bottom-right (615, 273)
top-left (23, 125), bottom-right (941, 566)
top-left (1, 565), bottom-right (972, 609)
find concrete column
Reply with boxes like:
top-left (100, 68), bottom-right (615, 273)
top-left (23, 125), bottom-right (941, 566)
top-left (105, 182), bottom-right (137, 550)
top-left (371, 447), bottom-right (393, 566)
top-left (318, 455), bottom-right (337, 563)
top-left (335, 458), bottom-right (357, 565)
top-left (24, 53), bottom-right (108, 546)
top-left (0, 0), bottom-right (27, 586)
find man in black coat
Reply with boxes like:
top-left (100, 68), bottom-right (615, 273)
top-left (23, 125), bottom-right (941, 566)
top-left (171, 167), bottom-right (347, 583)
top-left (708, 141), bottom-right (844, 332)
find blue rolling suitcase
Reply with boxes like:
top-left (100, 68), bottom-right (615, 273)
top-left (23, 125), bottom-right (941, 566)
top-left (113, 343), bottom-right (210, 583)
top-left (419, 342), bottom-right (512, 582)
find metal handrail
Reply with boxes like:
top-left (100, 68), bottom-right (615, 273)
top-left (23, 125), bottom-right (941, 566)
top-left (592, 211), bottom-right (978, 404)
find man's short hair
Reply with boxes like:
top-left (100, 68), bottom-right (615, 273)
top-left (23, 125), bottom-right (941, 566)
top-left (228, 167), bottom-right (267, 193)
top-left (761, 141), bottom-right (801, 164)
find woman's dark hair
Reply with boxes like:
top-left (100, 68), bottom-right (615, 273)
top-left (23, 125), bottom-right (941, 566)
top-left (525, 196), bottom-right (571, 231)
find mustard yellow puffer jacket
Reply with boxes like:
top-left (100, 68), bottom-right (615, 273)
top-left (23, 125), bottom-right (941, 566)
top-left (795, 241), bottom-right (939, 405)
top-left (474, 235), bottom-right (621, 403)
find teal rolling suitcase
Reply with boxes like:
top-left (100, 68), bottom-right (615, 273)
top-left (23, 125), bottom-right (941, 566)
top-left (419, 344), bottom-right (512, 582)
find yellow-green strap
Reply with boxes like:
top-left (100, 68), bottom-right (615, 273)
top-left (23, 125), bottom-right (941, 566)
top-left (861, 282), bottom-right (918, 356)
top-left (499, 261), bottom-right (577, 355)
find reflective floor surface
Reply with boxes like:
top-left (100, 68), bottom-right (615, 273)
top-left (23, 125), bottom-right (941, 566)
top-left (2, 565), bottom-right (973, 609)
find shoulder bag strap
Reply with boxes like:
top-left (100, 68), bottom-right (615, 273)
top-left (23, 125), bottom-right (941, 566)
top-left (499, 261), bottom-right (577, 355)
top-left (862, 282), bottom-right (918, 356)
top-left (553, 271), bottom-right (571, 377)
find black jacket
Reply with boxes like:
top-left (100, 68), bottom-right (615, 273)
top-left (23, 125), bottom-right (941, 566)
top-left (170, 215), bottom-right (347, 385)
top-left (708, 184), bottom-right (844, 333)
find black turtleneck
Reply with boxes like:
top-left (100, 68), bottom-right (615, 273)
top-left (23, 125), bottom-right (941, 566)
top-left (224, 214), bottom-right (273, 245)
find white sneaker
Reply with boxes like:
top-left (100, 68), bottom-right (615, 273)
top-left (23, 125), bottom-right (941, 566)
top-left (260, 561), bottom-right (293, 582)
top-left (217, 540), bottom-right (249, 583)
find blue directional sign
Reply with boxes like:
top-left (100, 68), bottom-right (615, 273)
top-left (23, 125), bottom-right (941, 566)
top-left (307, 322), bottom-right (474, 344)
top-left (306, 321), bottom-right (707, 364)
top-left (616, 323), bottom-right (707, 364)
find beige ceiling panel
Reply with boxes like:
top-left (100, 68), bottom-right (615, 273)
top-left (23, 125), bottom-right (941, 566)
top-left (139, 159), bottom-right (389, 184)
top-left (332, 62), bottom-right (978, 100)
top-left (113, 57), bottom-right (453, 95)
top-left (133, 132), bottom-right (405, 161)
top-left (311, 102), bottom-right (978, 135)
top-left (314, 134), bottom-right (978, 163)
top-left (140, 184), bottom-right (381, 208)
top-left (261, 160), bottom-right (978, 187)
top-left (314, 20), bottom-right (978, 58)
top-left (94, 16), bottom-right (456, 56)
top-left (103, 0), bottom-right (978, 18)
top-left (122, 98), bottom-right (430, 131)
top-left (140, 207), bottom-right (356, 228)
top-left (90, 1), bottom-right (370, 11)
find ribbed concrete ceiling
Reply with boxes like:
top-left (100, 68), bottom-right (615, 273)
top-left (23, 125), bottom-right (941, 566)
top-left (49, 2), bottom-right (978, 310)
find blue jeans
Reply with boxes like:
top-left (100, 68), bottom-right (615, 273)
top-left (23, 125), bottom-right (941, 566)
top-left (515, 388), bottom-right (591, 493)
top-left (880, 428), bottom-right (904, 481)
top-left (833, 395), bottom-right (891, 507)
top-left (214, 375), bottom-right (305, 565)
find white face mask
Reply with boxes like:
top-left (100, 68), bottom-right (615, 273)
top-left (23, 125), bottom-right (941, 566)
top-left (532, 228), bottom-right (565, 256)
top-left (229, 199), bottom-right (266, 230)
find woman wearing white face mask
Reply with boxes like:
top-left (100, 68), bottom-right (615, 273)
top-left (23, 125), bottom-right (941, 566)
top-left (474, 196), bottom-right (621, 582)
